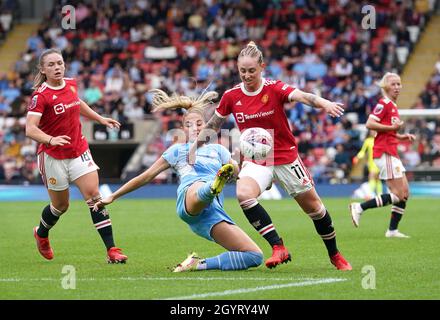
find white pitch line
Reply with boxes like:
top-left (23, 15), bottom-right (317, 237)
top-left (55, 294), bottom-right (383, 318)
top-left (163, 278), bottom-right (347, 300)
top-left (0, 276), bottom-right (332, 282)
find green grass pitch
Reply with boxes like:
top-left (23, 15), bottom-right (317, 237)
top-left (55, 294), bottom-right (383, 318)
top-left (1, 197), bottom-right (439, 300)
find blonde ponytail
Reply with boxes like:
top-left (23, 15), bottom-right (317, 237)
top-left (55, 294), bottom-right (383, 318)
top-left (238, 41), bottom-right (264, 64)
top-left (150, 89), bottom-right (218, 115)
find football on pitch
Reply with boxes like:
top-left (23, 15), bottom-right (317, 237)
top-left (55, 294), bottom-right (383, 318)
top-left (239, 127), bottom-right (273, 161)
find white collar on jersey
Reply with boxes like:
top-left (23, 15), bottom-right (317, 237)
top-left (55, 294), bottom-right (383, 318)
top-left (44, 79), bottom-right (66, 90)
top-left (382, 95), bottom-right (397, 107)
top-left (240, 77), bottom-right (265, 96)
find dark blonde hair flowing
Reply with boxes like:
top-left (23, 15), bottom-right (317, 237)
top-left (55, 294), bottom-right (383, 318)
top-left (149, 89), bottom-right (218, 117)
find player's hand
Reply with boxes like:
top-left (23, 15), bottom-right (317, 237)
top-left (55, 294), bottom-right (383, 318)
top-left (229, 158), bottom-right (240, 181)
top-left (100, 117), bottom-right (121, 130)
top-left (50, 135), bottom-right (71, 146)
top-left (404, 133), bottom-right (416, 142)
top-left (93, 196), bottom-right (114, 212)
top-left (323, 101), bottom-right (344, 118)
top-left (391, 119), bottom-right (404, 131)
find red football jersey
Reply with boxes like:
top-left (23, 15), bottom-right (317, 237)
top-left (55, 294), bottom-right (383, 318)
top-left (27, 78), bottom-right (88, 160)
top-left (369, 97), bottom-right (400, 158)
top-left (216, 78), bottom-right (297, 165)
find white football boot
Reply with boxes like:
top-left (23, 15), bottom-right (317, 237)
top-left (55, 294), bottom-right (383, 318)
top-left (385, 229), bottom-right (410, 238)
top-left (349, 202), bottom-right (363, 228)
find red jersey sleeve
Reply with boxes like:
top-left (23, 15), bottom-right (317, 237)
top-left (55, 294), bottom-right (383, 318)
top-left (27, 92), bottom-right (46, 115)
top-left (370, 102), bottom-right (387, 122)
top-left (274, 80), bottom-right (296, 102)
top-left (215, 91), bottom-right (232, 118)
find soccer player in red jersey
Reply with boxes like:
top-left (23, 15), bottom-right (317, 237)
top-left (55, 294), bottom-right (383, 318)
top-left (350, 73), bottom-right (415, 238)
top-left (193, 42), bottom-right (352, 270)
top-left (26, 48), bottom-right (127, 263)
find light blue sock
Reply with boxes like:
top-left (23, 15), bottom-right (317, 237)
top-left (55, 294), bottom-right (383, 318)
top-left (196, 180), bottom-right (215, 203)
top-left (204, 251), bottom-right (263, 270)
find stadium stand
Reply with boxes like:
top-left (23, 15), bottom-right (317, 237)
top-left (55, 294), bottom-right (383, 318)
top-left (0, 0), bottom-right (439, 185)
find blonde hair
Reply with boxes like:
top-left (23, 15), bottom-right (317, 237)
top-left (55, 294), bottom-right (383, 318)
top-left (376, 72), bottom-right (401, 96)
top-left (238, 41), bottom-right (264, 65)
top-left (33, 48), bottom-right (63, 90)
top-left (149, 89), bottom-right (218, 116)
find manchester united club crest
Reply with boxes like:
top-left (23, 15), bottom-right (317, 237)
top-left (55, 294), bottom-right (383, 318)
top-left (261, 94), bottom-right (269, 104)
top-left (48, 177), bottom-right (57, 185)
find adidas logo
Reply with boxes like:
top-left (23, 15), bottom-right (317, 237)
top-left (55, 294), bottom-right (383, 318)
top-left (53, 95), bottom-right (57, 100)
top-left (236, 100), bottom-right (242, 106)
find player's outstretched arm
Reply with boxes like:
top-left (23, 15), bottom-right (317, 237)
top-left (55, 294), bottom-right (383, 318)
top-left (289, 89), bottom-right (344, 118)
top-left (79, 99), bottom-right (120, 129)
top-left (397, 133), bottom-right (416, 142)
top-left (94, 157), bottom-right (170, 210)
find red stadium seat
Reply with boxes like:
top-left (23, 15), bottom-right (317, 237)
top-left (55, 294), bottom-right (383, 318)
top-left (313, 147), bottom-right (326, 160)
top-left (102, 53), bottom-right (114, 69)
top-left (298, 19), bottom-right (312, 30)
top-left (246, 19), bottom-right (257, 27)
top-left (377, 27), bottom-right (389, 38)
top-left (127, 43), bottom-right (138, 53)
top-left (294, 8), bottom-right (304, 19)
top-left (265, 29), bottom-right (279, 40)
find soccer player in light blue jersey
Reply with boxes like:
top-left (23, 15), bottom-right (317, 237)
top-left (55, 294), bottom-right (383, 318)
top-left (94, 89), bottom-right (263, 272)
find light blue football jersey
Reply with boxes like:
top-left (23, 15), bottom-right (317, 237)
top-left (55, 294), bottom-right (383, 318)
top-left (162, 143), bottom-right (231, 194)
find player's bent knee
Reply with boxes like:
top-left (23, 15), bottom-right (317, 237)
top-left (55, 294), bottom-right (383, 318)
top-left (86, 194), bottom-right (103, 209)
top-left (52, 203), bottom-right (69, 214)
top-left (395, 191), bottom-right (407, 202)
top-left (236, 188), bottom-right (256, 202)
top-left (86, 192), bottom-right (101, 202)
top-left (404, 187), bottom-right (410, 200)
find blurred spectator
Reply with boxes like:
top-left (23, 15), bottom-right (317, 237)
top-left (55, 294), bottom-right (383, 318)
top-left (403, 147), bottom-right (421, 169)
top-left (334, 143), bottom-right (351, 176)
top-left (299, 24), bottom-right (316, 48)
top-left (334, 57), bottom-right (353, 79)
top-left (141, 144), bottom-right (160, 170)
top-left (83, 79), bottom-right (103, 105)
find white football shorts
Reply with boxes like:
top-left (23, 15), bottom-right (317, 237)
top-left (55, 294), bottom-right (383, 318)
top-left (373, 153), bottom-right (406, 180)
top-left (37, 149), bottom-right (100, 191)
top-left (238, 158), bottom-right (314, 198)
